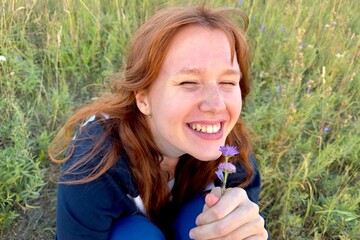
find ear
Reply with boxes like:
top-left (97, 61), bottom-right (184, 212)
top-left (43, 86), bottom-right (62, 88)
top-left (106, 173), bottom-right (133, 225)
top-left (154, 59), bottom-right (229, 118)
top-left (135, 90), bottom-right (151, 116)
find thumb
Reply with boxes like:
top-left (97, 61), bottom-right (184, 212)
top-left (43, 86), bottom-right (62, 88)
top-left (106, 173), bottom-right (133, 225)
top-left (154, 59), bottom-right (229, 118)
top-left (203, 187), bottom-right (222, 212)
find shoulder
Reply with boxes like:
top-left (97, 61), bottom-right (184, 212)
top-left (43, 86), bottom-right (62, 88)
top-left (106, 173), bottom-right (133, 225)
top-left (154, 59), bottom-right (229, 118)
top-left (61, 115), bottom-right (113, 179)
top-left (70, 115), bottom-right (110, 150)
top-left (56, 116), bottom-right (143, 239)
top-left (61, 115), bottom-right (139, 195)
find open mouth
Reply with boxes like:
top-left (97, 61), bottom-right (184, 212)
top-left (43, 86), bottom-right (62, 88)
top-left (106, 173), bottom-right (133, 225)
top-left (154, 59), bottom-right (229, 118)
top-left (188, 122), bottom-right (222, 134)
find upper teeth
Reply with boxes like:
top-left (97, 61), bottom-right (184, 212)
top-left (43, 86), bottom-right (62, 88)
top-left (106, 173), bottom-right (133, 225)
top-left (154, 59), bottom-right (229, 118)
top-left (190, 123), bottom-right (221, 133)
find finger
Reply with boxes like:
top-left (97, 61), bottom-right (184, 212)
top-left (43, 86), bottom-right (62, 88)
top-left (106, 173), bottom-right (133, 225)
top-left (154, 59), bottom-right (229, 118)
top-left (202, 187), bottom-right (221, 212)
top-left (196, 188), bottom-right (248, 226)
top-left (210, 221), bottom-right (268, 240)
top-left (202, 193), bottom-right (219, 212)
top-left (223, 215), bottom-right (266, 240)
top-left (191, 201), bottom-right (261, 239)
top-left (243, 227), bottom-right (268, 240)
top-left (208, 218), bottom-right (268, 240)
top-left (209, 186), bottom-right (222, 199)
top-left (244, 232), bottom-right (269, 240)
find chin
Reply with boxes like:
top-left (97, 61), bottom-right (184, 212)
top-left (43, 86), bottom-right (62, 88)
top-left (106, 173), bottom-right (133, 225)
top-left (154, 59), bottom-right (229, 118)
top-left (193, 152), bottom-right (222, 161)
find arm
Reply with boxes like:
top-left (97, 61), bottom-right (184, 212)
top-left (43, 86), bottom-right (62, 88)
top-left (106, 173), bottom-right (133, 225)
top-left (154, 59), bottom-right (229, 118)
top-left (56, 174), bottom-right (136, 240)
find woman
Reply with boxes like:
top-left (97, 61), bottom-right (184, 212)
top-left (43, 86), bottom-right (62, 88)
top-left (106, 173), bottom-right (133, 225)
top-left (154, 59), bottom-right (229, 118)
top-left (50, 5), bottom-right (268, 240)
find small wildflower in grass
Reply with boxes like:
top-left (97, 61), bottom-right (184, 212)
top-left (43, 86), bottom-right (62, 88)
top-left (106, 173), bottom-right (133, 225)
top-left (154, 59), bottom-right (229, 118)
top-left (324, 127), bottom-right (330, 132)
top-left (0, 55), bottom-right (6, 61)
top-left (216, 145), bottom-right (239, 195)
top-left (335, 53), bottom-right (344, 58)
top-left (258, 25), bottom-right (266, 32)
top-left (275, 86), bottom-right (281, 92)
top-left (290, 102), bottom-right (296, 113)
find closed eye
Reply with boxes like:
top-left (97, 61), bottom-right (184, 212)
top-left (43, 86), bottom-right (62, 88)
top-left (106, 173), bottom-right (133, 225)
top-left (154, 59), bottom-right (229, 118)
top-left (220, 81), bottom-right (238, 86)
top-left (179, 81), bottom-right (198, 85)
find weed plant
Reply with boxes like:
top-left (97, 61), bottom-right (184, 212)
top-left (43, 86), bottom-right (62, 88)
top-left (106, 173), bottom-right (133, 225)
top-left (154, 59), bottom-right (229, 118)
top-left (0, 0), bottom-right (358, 239)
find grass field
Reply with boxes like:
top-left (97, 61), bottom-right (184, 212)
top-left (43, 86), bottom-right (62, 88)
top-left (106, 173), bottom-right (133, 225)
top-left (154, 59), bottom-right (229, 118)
top-left (0, 0), bottom-right (359, 239)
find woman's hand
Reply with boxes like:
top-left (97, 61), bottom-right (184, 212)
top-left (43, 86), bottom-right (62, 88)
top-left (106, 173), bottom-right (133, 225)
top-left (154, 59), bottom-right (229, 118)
top-left (189, 187), bottom-right (268, 240)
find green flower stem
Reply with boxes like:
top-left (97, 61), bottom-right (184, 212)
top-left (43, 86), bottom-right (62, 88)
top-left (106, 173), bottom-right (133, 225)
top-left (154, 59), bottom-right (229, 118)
top-left (221, 157), bottom-right (229, 195)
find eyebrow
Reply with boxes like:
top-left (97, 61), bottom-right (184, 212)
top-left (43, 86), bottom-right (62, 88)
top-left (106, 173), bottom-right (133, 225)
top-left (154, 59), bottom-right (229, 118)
top-left (175, 67), bottom-right (241, 77)
top-left (175, 67), bottom-right (205, 76)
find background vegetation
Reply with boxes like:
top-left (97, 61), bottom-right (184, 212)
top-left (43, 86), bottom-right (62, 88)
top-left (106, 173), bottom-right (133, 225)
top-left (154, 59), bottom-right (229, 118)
top-left (0, 0), bottom-right (358, 239)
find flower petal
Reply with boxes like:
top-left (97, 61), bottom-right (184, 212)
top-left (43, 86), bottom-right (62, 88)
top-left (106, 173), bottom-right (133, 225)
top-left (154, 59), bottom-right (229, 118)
top-left (218, 162), bottom-right (236, 173)
top-left (219, 145), bottom-right (239, 157)
top-left (215, 169), bottom-right (224, 182)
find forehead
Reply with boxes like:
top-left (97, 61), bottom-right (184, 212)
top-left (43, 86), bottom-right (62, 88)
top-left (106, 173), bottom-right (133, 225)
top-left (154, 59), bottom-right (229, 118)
top-left (161, 25), bottom-right (237, 72)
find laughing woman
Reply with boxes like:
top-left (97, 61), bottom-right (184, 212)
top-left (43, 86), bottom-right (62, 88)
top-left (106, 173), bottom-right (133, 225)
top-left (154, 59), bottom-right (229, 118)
top-left (50, 5), bottom-right (268, 240)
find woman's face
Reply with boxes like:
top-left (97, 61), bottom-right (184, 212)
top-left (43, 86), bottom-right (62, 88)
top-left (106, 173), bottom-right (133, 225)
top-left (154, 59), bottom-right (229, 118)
top-left (136, 25), bottom-right (242, 161)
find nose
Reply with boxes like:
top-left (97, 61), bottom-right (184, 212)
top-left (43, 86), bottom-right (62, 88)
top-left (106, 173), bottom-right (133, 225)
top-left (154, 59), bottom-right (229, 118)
top-left (199, 84), bottom-right (226, 113)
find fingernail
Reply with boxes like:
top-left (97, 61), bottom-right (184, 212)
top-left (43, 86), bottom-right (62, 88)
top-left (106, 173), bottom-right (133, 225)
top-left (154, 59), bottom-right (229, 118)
top-left (189, 230), bottom-right (195, 239)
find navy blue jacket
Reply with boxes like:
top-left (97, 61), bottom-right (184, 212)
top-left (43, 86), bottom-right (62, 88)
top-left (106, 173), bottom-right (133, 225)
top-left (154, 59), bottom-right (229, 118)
top-left (55, 119), bottom-right (266, 240)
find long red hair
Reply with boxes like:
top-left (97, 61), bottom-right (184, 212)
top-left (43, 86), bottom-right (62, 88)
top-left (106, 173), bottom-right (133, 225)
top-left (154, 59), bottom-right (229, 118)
top-left (49, 5), bottom-right (253, 222)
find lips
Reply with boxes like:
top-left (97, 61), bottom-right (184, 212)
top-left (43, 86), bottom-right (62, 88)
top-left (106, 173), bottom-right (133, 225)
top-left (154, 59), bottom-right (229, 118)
top-left (188, 123), bottom-right (221, 134)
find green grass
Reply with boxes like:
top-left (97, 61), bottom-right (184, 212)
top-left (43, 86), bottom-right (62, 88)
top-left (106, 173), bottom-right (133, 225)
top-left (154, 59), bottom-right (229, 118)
top-left (0, 0), bottom-right (359, 239)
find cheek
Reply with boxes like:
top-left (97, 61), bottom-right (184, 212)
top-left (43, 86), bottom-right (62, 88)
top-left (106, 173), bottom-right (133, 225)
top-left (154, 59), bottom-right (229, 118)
top-left (151, 93), bottom-right (185, 122)
top-left (153, 89), bottom-right (194, 112)
top-left (227, 92), bottom-right (242, 117)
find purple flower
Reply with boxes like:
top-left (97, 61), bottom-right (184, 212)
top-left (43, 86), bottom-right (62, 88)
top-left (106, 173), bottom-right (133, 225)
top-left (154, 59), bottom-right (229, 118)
top-left (219, 145), bottom-right (239, 157)
top-left (324, 127), bottom-right (330, 132)
top-left (215, 162), bottom-right (236, 184)
top-left (275, 86), bottom-right (281, 92)
top-left (218, 162), bottom-right (236, 174)
top-left (215, 169), bottom-right (224, 182)
top-left (217, 145), bottom-right (238, 194)
top-left (258, 25), bottom-right (266, 32)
